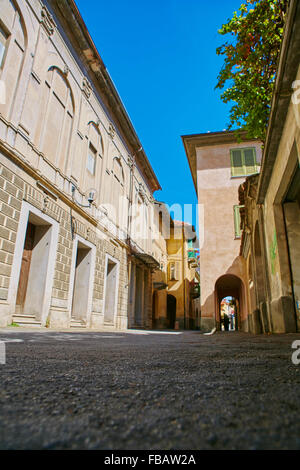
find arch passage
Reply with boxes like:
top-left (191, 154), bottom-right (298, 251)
top-left (215, 274), bottom-right (244, 331)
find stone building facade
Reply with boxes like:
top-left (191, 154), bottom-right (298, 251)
top-left (238, 0), bottom-right (300, 334)
top-left (0, 0), bottom-right (162, 329)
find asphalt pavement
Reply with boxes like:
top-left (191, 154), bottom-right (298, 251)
top-left (0, 328), bottom-right (300, 450)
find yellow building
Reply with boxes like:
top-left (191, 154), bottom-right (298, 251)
top-left (152, 202), bottom-right (200, 330)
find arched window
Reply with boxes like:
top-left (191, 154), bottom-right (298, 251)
top-left (0, 0), bottom-right (26, 115)
top-left (86, 122), bottom-right (103, 176)
top-left (112, 157), bottom-right (124, 185)
top-left (41, 67), bottom-right (74, 170)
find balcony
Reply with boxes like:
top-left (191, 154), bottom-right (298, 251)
top-left (187, 249), bottom-right (199, 268)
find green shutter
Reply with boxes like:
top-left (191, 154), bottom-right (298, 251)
top-left (244, 148), bottom-right (257, 175)
top-left (231, 149), bottom-right (243, 176)
top-left (230, 147), bottom-right (258, 177)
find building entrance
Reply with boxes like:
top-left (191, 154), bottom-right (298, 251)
top-left (71, 241), bottom-right (93, 324)
top-left (283, 166), bottom-right (300, 331)
top-left (15, 214), bottom-right (52, 322)
top-left (215, 274), bottom-right (243, 331)
top-left (104, 257), bottom-right (119, 324)
top-left (167, 294), bottom-right (176, 329)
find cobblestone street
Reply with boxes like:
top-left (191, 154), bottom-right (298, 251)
top-left (0, 328), bottom-right (300, 450)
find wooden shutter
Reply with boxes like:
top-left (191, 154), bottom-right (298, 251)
top-left (244, 148), bottom-right (257, 175)
top-left (231, 149), bottom-right (243, 176)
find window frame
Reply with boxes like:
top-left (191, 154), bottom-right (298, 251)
top-left (0, 23), bottom-right (10, 70)
top-left (230, 147), bottom-right (259, 178)
top-left (86, 143), bottom-right (97, 175)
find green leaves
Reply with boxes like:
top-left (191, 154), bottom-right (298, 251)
top-left (216, 0), bottom-right (288, 141)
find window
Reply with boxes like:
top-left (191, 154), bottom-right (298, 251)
top-left (170, 262), bottom-right (176, 281)
top-left (158, 212), bottom-right (163, 234)
top-left (0, 27), bottom-right (7, 67)
top-left (169, 262), bottom-right (179, 281)
top-left (87, 144), bottom-right (96, 175)
top-left (230, 148), bottom-right (258, 177)
top-left (42, 68), bottom-right (74, 167)
top-left (112, 157), bottom-right (124, 184)
top-left (233, 205), bottom-right (244, 239)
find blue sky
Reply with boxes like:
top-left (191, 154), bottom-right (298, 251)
top-left (76, 0), bottom-right (242, 228)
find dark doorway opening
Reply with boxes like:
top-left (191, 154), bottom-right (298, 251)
top-left (152, 290), bottom-right (158, 328)
top-left (167, 294), bottom-right (176, 329)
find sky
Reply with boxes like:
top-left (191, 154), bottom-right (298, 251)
top-left (76, 0), bottom-right (243, 229)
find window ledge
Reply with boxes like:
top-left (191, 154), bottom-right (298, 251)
top-left (231, 172), bottom-right (259, 179)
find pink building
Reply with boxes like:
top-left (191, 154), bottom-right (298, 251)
top-left (182, 131), bottom-right (262, 331)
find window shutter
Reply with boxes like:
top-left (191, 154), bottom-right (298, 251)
top-left (244, 148), bottom-right (256, 175)
top-left (231, 149), bottom-right (243, 176)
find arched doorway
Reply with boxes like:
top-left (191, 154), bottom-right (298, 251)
top-left (215, 274), bottom-right (244, 331)
top-left (167, 294), bottom-right (176, 329)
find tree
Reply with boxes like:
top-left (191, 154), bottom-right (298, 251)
top-left (216, 0), bottom-right (289, 142)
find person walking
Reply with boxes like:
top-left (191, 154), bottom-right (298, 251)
top-left (223, 313), bottom-right (230, 331)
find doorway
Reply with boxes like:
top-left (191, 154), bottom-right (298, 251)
top-left (283, 166), bottom-right (300, 331)
top-left (152, 290), bottom-right (158, 328)
top-left (15, 222), bottom-right (36, 312)
top-left (215, 274), bottom-right (244, 331)
top-left (15, 214), bottom-right (53, 322)
top-left (103, 256), bottom-right (119, 324)
top-left (71, 241), bottom-right (93, 324)
top-left (134, 266), bottom-right (143, 326)
top-left (167, 294), bottom-right (176, 329)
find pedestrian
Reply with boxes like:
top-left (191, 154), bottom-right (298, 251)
top-left (223, 314), bottom-right (230, 331)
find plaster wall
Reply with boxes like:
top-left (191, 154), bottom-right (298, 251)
top-left (196, 140), bottom-right (262, 328)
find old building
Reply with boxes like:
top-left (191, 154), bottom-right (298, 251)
top-left (182, 131), bottom-right (262, 331)
top-left (151, 202), bottom-right (200, 330)
top-left (0, 0), bottom-right (162, 329)
top-left (239, 0), bottom-right (300, 334)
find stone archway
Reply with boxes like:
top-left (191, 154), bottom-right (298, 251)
top-left (215, 274), bottom-right (244, 331)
